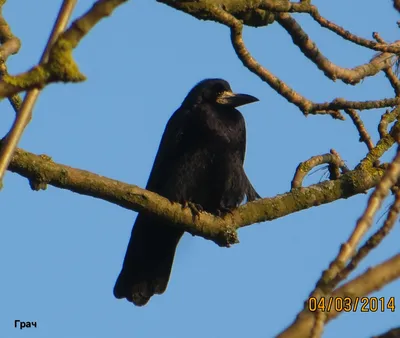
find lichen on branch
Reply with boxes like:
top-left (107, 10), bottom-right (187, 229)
top-left (0, 0), bottom-right (129, 99)
top-left (5, 145), bottom-right (386, 247)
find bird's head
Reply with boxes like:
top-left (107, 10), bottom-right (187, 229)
top-left (182, 78), bottom-right (259, 108)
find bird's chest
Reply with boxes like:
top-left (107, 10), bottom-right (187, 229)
top-left (172, 146), bottom-right (243, 210)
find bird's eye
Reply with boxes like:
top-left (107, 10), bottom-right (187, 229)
top-left (213, 84), bottom-right (226, 95)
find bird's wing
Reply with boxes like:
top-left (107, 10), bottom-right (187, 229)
top-left (237, 112), bottom-right (261, 201)
top-left (114, 108), bottom-right (187, 305)
top-left (145, 107), bottom-right (187, 193)
top-left (237, 112), bottom-right (246, 164)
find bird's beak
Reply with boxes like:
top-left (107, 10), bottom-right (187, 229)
top-left (216, 91), bottom-right (259, 107)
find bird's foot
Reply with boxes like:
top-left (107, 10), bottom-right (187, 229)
top-left (182, 201), bottom-right (203, 219)
top-left (215, 206), bottom-right (234, 217)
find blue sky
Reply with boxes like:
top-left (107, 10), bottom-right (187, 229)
top-left (1, 1), bottom-right (399, 337)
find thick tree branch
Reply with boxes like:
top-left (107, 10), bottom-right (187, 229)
top-left (6, 146), bottom-right (386, 247)
top-left (160, 0), bottom-right (400, 54)
top-left (158, 0), bottom-right (277, 27)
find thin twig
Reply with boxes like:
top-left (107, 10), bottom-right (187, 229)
top-left (276, 13), bottom-right (395, 85)
top-left (328, 149), bottom-right (349, 179)
top-left (379, 107), bottom-right (400, 139)
top-left (210, 6), bottom-right (343, 118)
top-left (291, 151), bottom-right (349, 189)
top-left (0, 0), bottom-right (131, 183)
top-left (344, 109), bottom-right (374, 151)
top-left (316, 145), bottom-right (400, 294)
top-left (360, 118), bottom-right (400, 168)
top-left (384, 67), bottom-right (400, 96)
top-left (278, 253), bottom-right (400, 338)
top-left (373, 32), bottom-right (386, 44)
top-left (313, 97), bottom-right (400, 113)
top-left (210, 6), bottom-right (400, 116)
top-left (0, 0), bottom-right (130, 102)
top-left (309, 6), bottom-right (400, 54)
top-left (375, 30), bottom-right (400, 96)
top-left (0, 0), bottom-right (77, 183)
top-left (327, 188), bottom-right (400, 289)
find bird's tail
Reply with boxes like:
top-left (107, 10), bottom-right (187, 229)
top-left (113, 214), bottom-right (183, 306)
top-left (244, 173), bottom-right (261, 201)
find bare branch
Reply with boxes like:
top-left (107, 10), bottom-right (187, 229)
top-left (159, 0), bottom-right (400, 54)
top-left (5, 146), bottom-right (386, 246)
top-left (359, 119), bottom-right (400, 169)
top-left (211, 7), bottom-right (400, 116)
top-left (276, 13), bottom-right (395, 85)
top-left (0, 0), bottom-right (129, 100)
top-left (0, 0), bottom-right (77, 184)
top-left (379, 108), bottom-right (400, 139)
top-left (384, 67), bottom-right (400, 96)
top-left (327, 188), bottom-right (400, 289)
top-left (291, 151), bottom-right (348, 189)
top-left (344, 109), bottom-right (374, 151)
top-left (329, 253), bottom-right (400, 318)
top-left (316, 145), bottom-right (400, 294)
top-left (289, 144), bottom-right (400, 337)
top-left (309, 6), bottom-right (400, 54)
top-left (0, 0), bottom-right (131, 183)
top-left (312, 97), bottom-right (400, 113)
top-left (279, 253), bottom-right (400, 338)
top-left (209, 6), bottom-right (342, 118)
top-left (158, 3), bottom-right (400, 117)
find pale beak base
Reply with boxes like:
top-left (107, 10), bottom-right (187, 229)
top-left (216, 91), bottom-right (259, 107)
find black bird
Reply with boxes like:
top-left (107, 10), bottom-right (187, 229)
top-left (113, 78), bottom-right (260, 306)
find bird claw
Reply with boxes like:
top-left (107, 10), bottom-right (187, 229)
top-left (182, 201), bottom-right (203, 219)
top-left (215, 207), bottom-right (234, 217)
